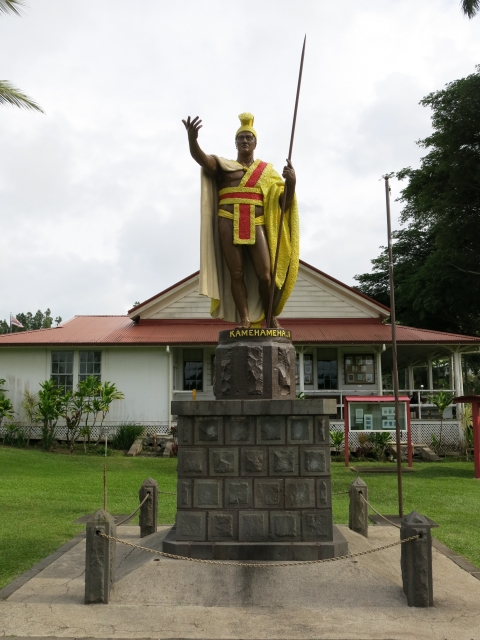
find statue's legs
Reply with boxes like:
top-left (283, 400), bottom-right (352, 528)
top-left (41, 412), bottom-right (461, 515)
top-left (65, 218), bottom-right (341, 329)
top-left (248, 225), bottom-right (281, 329)
top-left (218, 217), bottom-right (250, 326)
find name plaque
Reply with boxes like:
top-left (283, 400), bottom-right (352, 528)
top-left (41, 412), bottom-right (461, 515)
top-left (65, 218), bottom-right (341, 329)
top-left (218, 328), bottom-right (292, 343)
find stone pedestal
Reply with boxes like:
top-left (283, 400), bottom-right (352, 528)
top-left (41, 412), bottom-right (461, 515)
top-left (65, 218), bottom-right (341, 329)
top-left (214, 329), bottom-right (296, 400)
top-left (163, 398), bottom-right (348, 561)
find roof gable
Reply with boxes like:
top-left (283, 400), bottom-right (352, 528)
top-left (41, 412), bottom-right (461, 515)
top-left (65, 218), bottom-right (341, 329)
top-left (129, 260), bottom-right (390, 321)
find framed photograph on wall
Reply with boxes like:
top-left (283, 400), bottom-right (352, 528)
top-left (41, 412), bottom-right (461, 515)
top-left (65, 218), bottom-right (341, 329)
top-left (344, 354), bottom-right (375, 384)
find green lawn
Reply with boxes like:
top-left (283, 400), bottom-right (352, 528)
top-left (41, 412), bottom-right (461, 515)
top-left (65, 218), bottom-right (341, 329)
top-left (1, 447), bottom-right (479, 591)
top-left (0, 447), bottom-right (177, 589)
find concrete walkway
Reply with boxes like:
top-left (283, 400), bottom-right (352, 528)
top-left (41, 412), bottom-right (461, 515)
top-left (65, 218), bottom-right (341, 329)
top-left (1, 524), bottom-right (480, 640)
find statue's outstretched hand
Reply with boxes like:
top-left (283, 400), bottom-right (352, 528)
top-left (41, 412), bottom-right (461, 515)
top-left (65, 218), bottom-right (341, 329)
top-left (182, 116), bottom-right (202, 143)
top-left (282, 159), bottom-right (296, 187)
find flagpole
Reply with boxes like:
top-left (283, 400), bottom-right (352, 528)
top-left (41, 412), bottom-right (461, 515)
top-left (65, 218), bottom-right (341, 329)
top-left (384, 174), bottom-right (403, 518)
top-left (9, 313), bottom-right (12, 334)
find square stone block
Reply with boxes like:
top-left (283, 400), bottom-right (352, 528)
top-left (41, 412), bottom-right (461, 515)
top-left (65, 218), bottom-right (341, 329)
top-left (176, 511), bottom-right (207, 541)
top-left (315, 416), bottom-right (329, 444)
top-left (194, 417), bottom-right (224, 445)
top-left (287, 416), bottom-right (314, 444)
top-left (285, 478), bottom-right (315, 508)
top-left (178, 448), bottom-right (207, 477)
top-left (254, 479), bottom-right (284, 508)
top-left (302, 510), bottom-right (333, 541)
top-left (177, 416), bottom-right (193, 445)
top-left (301, 447), bottom-right (330, 475)
top-left (177, 479), bottom-right (192, 508)
top-left (208, 511), bottom-right (237, 541)
top-left (209, 448), bottom-right (238, 476)
top-left (269, 447), bottom-right (298, 475)
top-left (240, 447), bottom-right (268, 476)
top-left (193, 479), bottom-right (222, 508)
top-left (225, 417), bottom-right (255, 445)
top-left (270, 511), bottom-right (301, 541)
top-left (239, 511), bottom-right (269, 542)
top-left (257, 416), bottom-right (286, 444)
top-left (225, 479), bottom-right (253, 508)
top-left (316, 478), bottom-right (331, 507)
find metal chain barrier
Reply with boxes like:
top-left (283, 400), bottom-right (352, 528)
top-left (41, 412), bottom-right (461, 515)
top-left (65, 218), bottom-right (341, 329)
top-left (360, 493), bottom-right (401, 529)
top-left (159, 491), bottom-right (177, 496)
top-left (332, 491), bottom-right (349, 495)
top-left (115, 493), bottom-right (150, 526)
top-left (96, 531), bottom-right (419, 567)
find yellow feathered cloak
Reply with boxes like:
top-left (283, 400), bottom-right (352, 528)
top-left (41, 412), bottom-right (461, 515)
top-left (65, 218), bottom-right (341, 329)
top-left (199, 157), bottom-right (299, 324)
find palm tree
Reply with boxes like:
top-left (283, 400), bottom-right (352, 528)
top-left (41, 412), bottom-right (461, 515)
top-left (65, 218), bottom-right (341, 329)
top-left (1, 0), bottom-right (44, 113)
top-left (461, 0), bottom-right (480, 18)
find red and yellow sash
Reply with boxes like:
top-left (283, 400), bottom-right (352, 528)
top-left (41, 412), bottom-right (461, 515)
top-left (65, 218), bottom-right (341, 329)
top-left (218, 160), bottom-right (268, 244)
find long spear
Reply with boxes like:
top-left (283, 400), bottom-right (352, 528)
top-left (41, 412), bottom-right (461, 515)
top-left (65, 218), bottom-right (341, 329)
top-left (266, 35), bottom-right (306, 328)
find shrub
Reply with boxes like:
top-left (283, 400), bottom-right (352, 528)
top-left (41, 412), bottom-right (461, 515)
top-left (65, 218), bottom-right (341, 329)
top-left (3, 423), bottom-right (26, 447)
top-left (111, 423), bottom-right (144, 450)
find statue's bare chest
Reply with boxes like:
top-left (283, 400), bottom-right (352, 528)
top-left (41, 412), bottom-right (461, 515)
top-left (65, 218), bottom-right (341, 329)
top-left (217, 169), bottom-right (245, 190)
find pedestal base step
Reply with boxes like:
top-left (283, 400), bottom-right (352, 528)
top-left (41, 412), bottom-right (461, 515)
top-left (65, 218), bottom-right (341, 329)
top-left (162, 525), bottom-right (348, 561)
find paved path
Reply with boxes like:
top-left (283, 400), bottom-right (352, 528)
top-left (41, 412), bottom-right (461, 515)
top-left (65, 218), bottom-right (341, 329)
top-left (1, 524), bottom-right (480, 640)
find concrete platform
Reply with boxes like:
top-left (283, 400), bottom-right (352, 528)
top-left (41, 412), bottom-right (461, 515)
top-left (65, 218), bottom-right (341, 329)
top-left (1, 524), bottom-right (480, 639)
top-left (162, 523), bottom-right (348, 560)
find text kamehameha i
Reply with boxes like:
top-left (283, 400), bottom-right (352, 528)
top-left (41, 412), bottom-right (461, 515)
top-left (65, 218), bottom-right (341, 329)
top-left (228, 328), bottom-right (292, 339)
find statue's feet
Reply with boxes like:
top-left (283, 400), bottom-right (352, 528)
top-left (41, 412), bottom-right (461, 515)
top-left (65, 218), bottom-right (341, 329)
top-left (269, 316), bottom-right (283, 329)
top-left (238, 318), bottom-right (251, 329)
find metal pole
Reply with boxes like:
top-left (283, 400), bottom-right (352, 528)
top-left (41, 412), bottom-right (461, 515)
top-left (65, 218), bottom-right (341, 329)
top-left (266, 35), bottom-right (306, 327)
top-left (103, 463), bottom-right (107, 511)
top-left (385, 175), bottom-right (403, 518)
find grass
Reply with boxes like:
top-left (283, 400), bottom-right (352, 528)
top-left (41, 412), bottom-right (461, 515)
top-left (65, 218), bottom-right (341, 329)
top-left (0, 446), bottom-right (177, 589)
top-left (330, 459), bottom-right (480, 568)
top-left (1, 448), bottom-right (479, 591)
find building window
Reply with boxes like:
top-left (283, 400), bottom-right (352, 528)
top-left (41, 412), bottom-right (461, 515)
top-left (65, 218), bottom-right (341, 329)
top-left (318, 359), bottom-right (338, 389)
top-left (79, 351), bottom-right (102, 382)
top-left (51, 351), bottom-right (74, 392)
top-left (344, 354), bottom-right (375, 384)
top-left (183, 349), bottom-right (203, 391)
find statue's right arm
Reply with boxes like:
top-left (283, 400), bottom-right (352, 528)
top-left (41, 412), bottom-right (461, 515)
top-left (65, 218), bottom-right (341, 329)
top-left (182, 116), bottom-right (218, 177)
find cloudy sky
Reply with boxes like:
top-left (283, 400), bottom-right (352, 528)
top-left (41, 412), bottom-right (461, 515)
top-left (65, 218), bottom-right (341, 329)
top-left (0, 0), bottom-right (478, 324)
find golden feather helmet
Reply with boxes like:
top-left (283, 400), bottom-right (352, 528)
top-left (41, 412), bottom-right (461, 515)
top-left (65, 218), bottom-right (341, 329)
top-left (236, 112), bottom-right (257, 140)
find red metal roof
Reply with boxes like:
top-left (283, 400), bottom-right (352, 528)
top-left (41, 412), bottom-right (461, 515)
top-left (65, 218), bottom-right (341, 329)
top-left (0, 316), bottom-right (478, 347)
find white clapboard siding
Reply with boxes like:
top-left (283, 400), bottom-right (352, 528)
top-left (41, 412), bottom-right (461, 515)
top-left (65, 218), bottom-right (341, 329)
top-left (149, 274), bottom-right (377, 320)
top-left (280, 276), bottom-right (374, 318)
top-left (150, 288), bottom-right (212, 319)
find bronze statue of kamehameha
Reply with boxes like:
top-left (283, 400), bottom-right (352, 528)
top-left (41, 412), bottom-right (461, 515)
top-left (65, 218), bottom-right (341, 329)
top-left (182, 113), bottom-right (300, 329)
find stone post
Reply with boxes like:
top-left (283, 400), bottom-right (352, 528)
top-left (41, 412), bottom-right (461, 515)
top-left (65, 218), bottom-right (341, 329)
top-left (85, 509), bottom-right (116, 604)
top-left (139, 477), bottom-right (158, 538)
top-left (401, 511), bottom-right (436, 607)
top-left (349, 477), bottom-right (368, 538)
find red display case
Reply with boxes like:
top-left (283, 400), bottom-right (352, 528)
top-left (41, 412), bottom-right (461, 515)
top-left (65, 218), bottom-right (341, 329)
top-left (344, 395), bottom-right (412, 468)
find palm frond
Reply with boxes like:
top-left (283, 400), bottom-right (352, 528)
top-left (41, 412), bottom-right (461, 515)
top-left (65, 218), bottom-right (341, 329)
top-left (0, 80), bottom-right (44, 112)
top-left (0, 0), bottom-right (25, 16)
top-left (461, 0), bottom-right (480, 18)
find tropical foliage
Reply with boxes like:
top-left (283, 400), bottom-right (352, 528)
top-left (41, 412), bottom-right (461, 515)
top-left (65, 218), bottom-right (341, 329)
top-left (355, 66), bottom-right (480, 337)
top-left (0, 0), bottom-right (44, 112)
top-left (0, 309), bottom-right (62, 334)
top-left (19, 376), bottom-right (124, 451)
top-left (428, 391), bottom-right (455, 453)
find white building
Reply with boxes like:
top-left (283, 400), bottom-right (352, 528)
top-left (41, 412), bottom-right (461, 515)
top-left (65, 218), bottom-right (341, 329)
top-left (1, 260), bottom-right (478, 443)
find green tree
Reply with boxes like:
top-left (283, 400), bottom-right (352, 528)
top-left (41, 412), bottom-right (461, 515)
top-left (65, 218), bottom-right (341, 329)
top-left (428, 391), bottom-right (454, 453)
top-left (0, 1), bottom-right (43, 112)
top-left (0, 309), bottom-right (62, 334)
top-left (0, 378), bottom-right (15, 430)
top-left (37, 380), bottom-right (61, 450)
top-left (461, 0), bottom-right (480, 19)
top-left (355, 66), bottom-right (480, 336)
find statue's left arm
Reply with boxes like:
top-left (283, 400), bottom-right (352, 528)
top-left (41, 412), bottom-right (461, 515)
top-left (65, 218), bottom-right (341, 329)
top-left (280, 159), bottom-right (296, 210)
